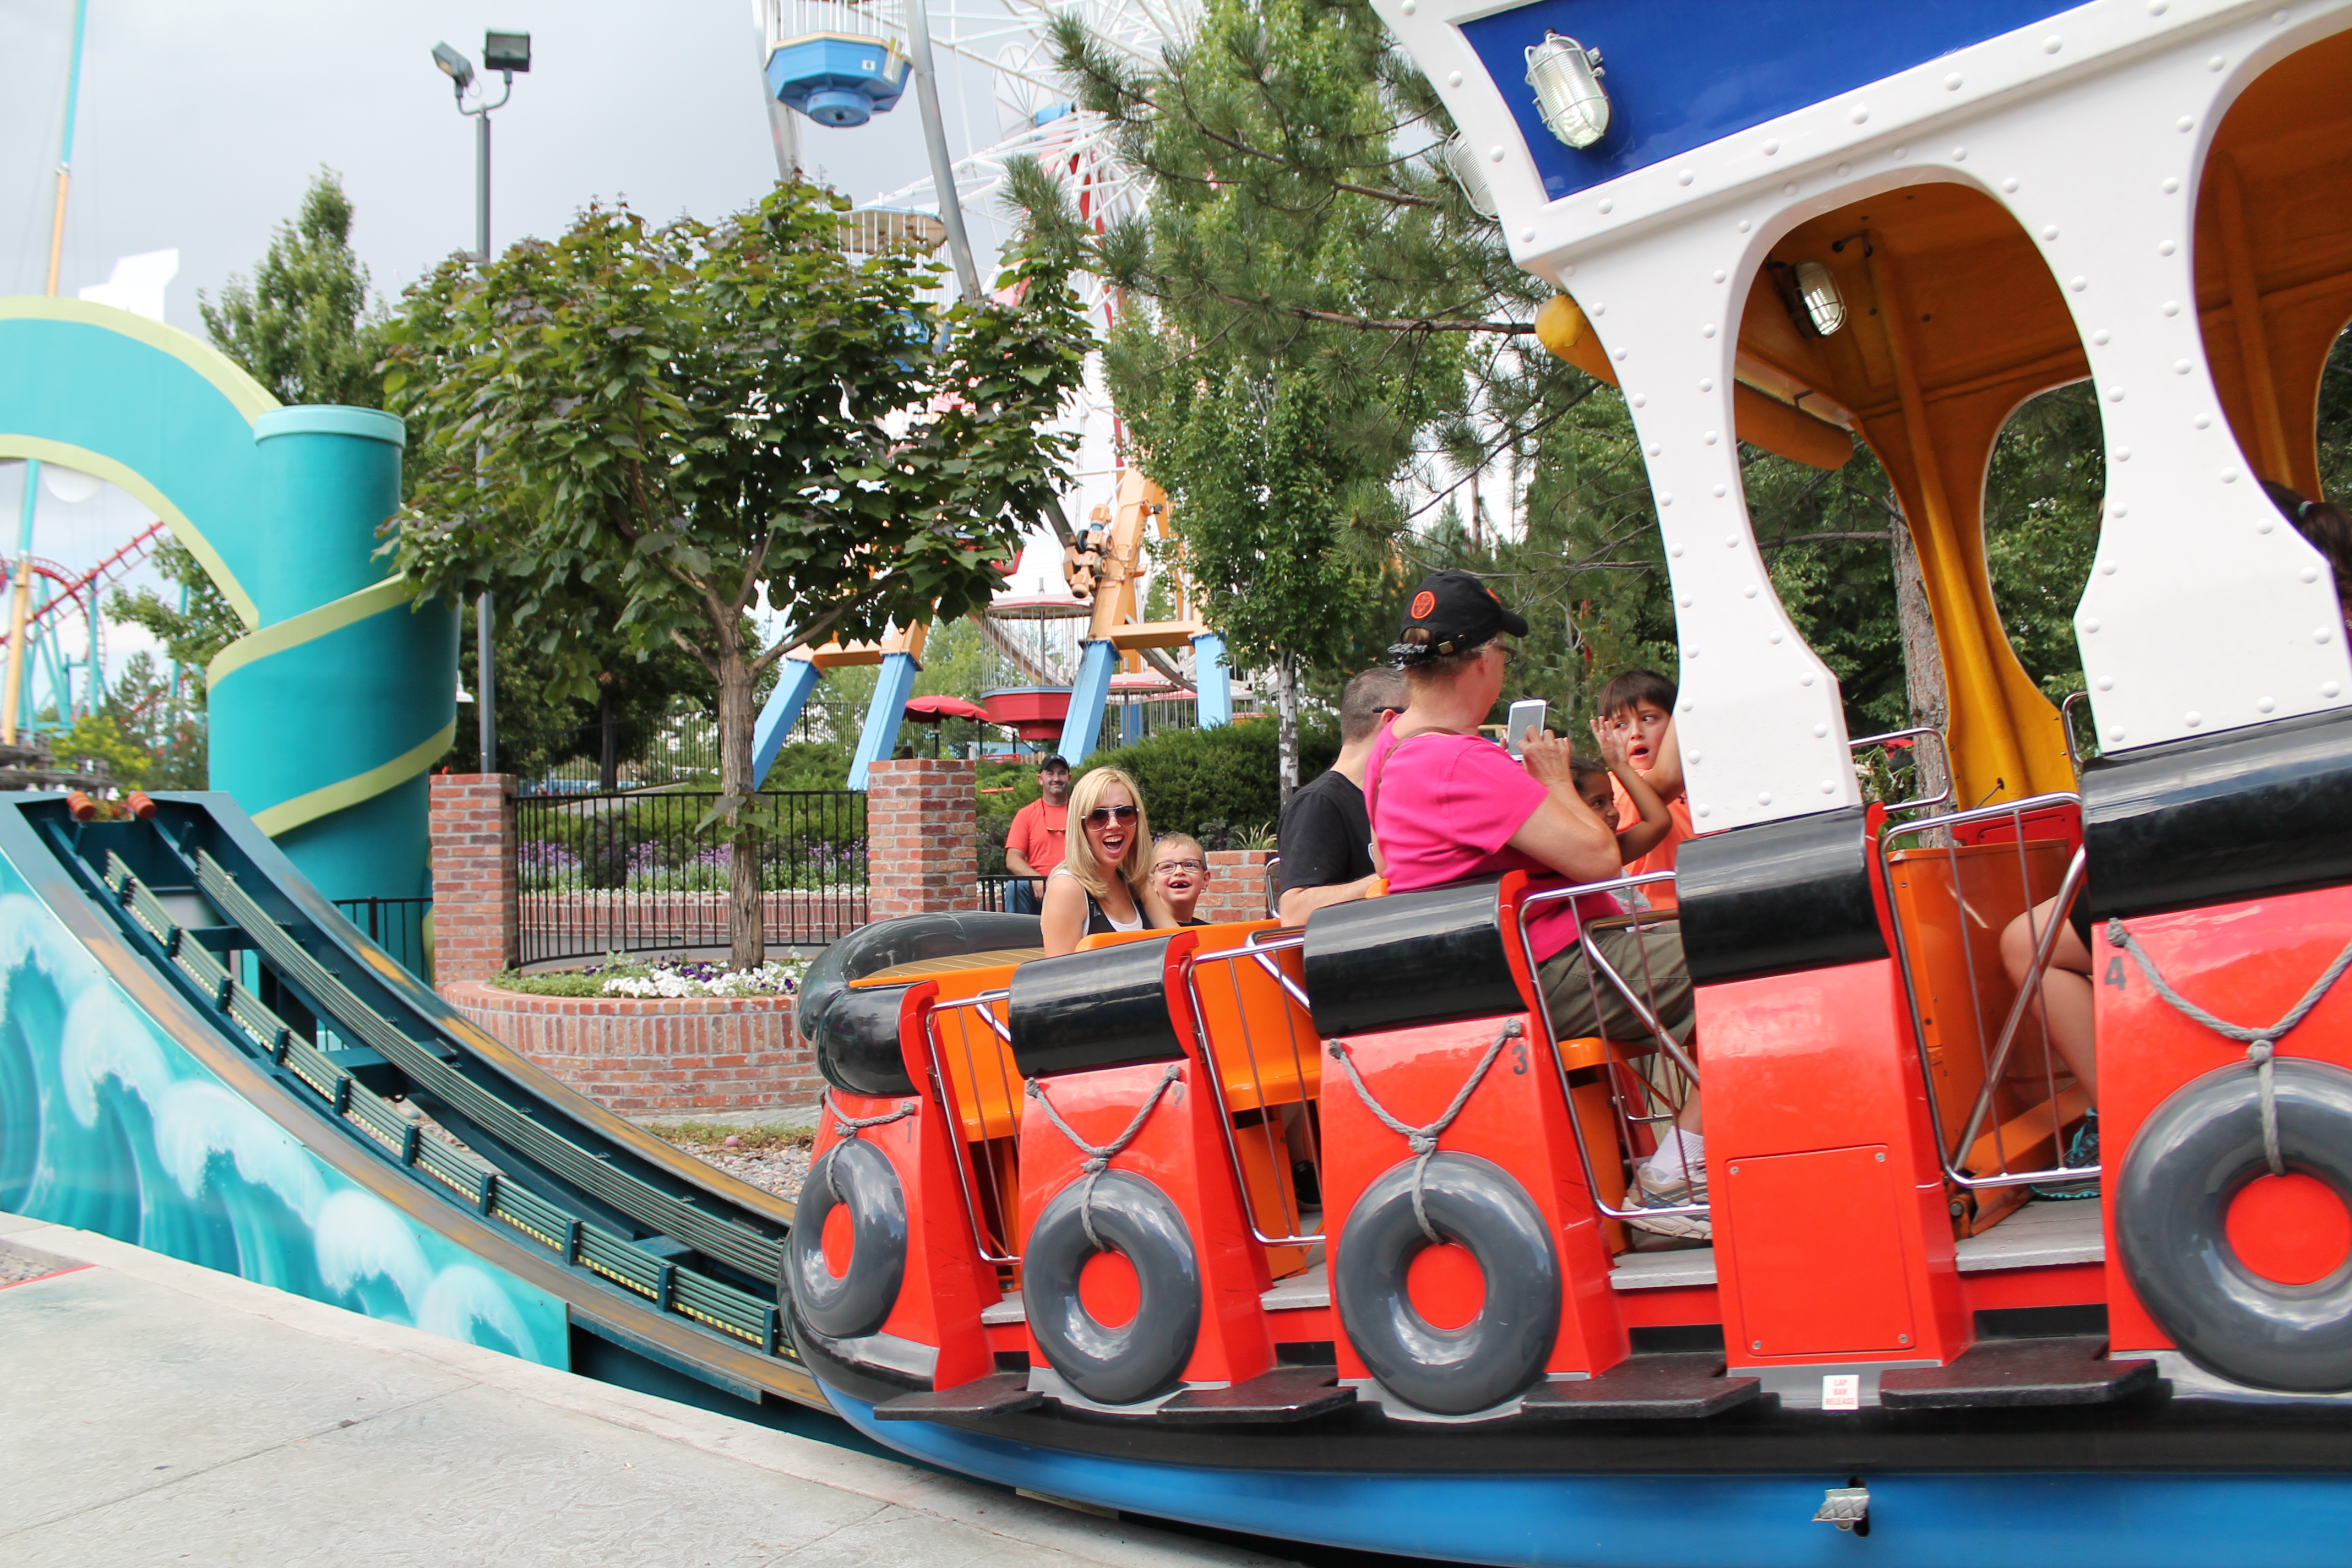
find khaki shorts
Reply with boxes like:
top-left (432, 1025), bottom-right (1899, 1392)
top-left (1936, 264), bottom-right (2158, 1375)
top-left (1536, 919), bottom-right (1694, 1047)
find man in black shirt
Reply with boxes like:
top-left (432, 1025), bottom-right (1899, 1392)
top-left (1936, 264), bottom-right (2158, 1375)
top-left (1276, 667), bottom-right (1408, 924)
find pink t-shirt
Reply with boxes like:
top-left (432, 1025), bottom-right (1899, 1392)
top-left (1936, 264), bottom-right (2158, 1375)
top-left (1364, 721), bottom-right (1620, 965)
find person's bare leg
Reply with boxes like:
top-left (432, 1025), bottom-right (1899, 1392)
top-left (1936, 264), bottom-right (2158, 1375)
top-left (2003, 899), bottom-right (2098, 1106)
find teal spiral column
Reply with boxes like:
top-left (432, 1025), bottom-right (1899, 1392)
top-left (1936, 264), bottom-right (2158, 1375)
top-left (205, 409), bottom-right (456, 903)
top-left (0, 299), bottom-right (456, 907)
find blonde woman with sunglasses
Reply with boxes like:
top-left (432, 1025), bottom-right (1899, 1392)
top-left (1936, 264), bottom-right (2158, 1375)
top-left (1040, 766), bottom-right (1174, 955)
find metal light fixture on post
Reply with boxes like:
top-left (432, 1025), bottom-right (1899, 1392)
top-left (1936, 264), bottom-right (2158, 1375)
top-left (1523, 32), bottom-right (1610, 150)
top-left (432, 30), bottom-right (530, 773)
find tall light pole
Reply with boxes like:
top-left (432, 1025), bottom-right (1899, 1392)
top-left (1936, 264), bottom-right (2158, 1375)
top-left (432, 31), bottom-right (529, 773)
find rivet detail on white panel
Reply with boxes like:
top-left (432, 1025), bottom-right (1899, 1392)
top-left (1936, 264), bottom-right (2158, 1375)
top-left (1738, 219), bottom-right (1752, 233)
top-left (1697, 803), bottom-right (1711, 818)
top-left (1599, 198), bottom-right (1615, 214)
top-left (2208, 55), bottom-right (2226, 71)
top-left (1592, 302), bottom-right (1606, 315)
top-left (2117, 447), bottom-right (2133, 460)
top-left (1724, 535), bottom-right (1740, 549)
top-left (1447, 70), bottom-right (1461, 86)
top-left (2108, 386), bottom-right (2125, 402)
top-left (2112, 503), bottom-right (2128, 518)
top-left (2043, 225), bottom-right (2061, 241)
top-left (2186, 712), bottom-right (2202, 727)
top-left (1952, 147), bottom-right (1968, 161)
top-left (2158, 240), bottom-right (2177, 257)
top-left (2258, 517), bottom-right (2275, 534)
top-left (1945, 73), bottom-right (1963, 90)
top-left (1703, 430), bottom-right (1719, 444)
top-left (2084, 618), bottom-right (2103, 633)
top-left (1489, 146), bottom-right (1506, 163)
top-left (1763, 139), bottom-right (1780, 156)
top-left (2305, 567), bottom-right (2321, 583)
top-left (2003, 177), bottom-right (2019, 193)
top-left (1701, 323), bottom-right (1717, 338)
top-left (1713, 484), bottom-right (1728, 498)
top-left (1837, 162), bottom-right (1852, 177)
top-left (1783, 183), bottom-right (1799, 197)
top-left (1522, 228), bottom-right (1536, 243)
top-left (1699, 377), bottom-right (1714, 391)
top-left (1768, 631), bottom-right (1783, 644)
top-left (1813, 723), bottom-right (1828, 738)
top-left (1758, 791), bottom-right (1773, 805)
top-left (1678, 169), bottom-right (1695, 186)
top-left (1744, 584), bottom-right (1759, 598)
top-left (2320, 629), bottom-right (2337, 645)
top-left (1850, 105), bottom-right (1869, 124)
top-left (2098, 677), bottom-right (2115, 690)
top-left (2223, 468), bottom-right (2241, 483)
top-left (1668, 542), bottom-right (1683, 557)
top-left (2328, 683), bottom-right (2344, 699)
top-left (2100, 561), bottom-right (2117, 575)
top-left (2043, 35), bottom-right (2063, 53)
top-left (1712, 269), bottom-right (1726, 284)
top-left (1820, 780), bottom-right (1836, 794)
top-left (1894, 145), bottom-right (1908, 159)
top-left (2174, 358), bottom-right (2192, 373)
top-left (2260, 697), bottom-right (2277, 712)
top-left (2071, 276), bottom-right (2088, 292)
top-left (1614, 347), bottom-right (1629, 361)
top-left (1647, 443), bottom-right (1662, 456)
top-left (1660, 492), bottom-right (1675, 505)
top-left (1799, 673), bottom-right (1814, 687)
top-left (2110, 727), bottom-right (2127, 742)
top-left (2177, 116), bottom-right (2195, 132)
top-left (2163, 177), bottom-right (2180, 194)
top-left (2194, 413), bottom-right (2211, 428)
top-left (2162, 301), bottom-right (2180, 316)
top-left (2148, 1), bottom-right (2168, 15)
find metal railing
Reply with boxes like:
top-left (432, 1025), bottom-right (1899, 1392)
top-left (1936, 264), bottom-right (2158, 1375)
top-left (1183, 928), bottom-right (1325, 1248)
top-left (1880, 791), bottom-right (2098, 1195)
top-left (976, 873), bottom-right (1037, 914)
top-left (1512, 872), bottom-right (1711, 1229)
top-left (919, 989), bottom-right (1024, 1266)
top-left (332, 896), bottom-right (432, 978)
top-left (512, 789), bottom-right (867, 965)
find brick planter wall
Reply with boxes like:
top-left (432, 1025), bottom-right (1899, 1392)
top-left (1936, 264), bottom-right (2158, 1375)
top-left (1198, 850), bottom-right (1277, 924)
top-left (442, 982), bottom-right (816, 1118)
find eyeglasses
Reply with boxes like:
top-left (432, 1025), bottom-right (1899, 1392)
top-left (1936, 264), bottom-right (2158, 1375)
top-left (1152, 858), bottom-right (1206, 875)
top-left (1487, 641), bottom-right (1520, 668)
top-left (1084, 804), bottom-right (1139, 827)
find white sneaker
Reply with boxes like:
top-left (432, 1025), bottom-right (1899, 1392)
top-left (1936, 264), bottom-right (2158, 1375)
top-left (1625, 1162), bottom-right (1712, 1241)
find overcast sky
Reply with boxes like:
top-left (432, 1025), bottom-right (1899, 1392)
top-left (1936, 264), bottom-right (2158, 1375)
top-left (1, 0), bottom-right (1054, 687)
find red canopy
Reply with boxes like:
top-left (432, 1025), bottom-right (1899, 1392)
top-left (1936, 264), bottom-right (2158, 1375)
top-left (902, 694), bottom-right (991, 722)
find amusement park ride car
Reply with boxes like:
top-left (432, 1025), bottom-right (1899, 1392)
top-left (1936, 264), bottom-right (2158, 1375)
top-left (770, 3), bottom-right (2352, 1562)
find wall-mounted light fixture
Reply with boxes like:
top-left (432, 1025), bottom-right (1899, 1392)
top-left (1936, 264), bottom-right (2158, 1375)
top-left (1770, 259), bottom-right (1849, 337)
top-left (1442, 135), bottom-right (1500, 218)
top-left (1793, 260), bottom-right (1847, 335)
top-left (1524, 32), bottom-right (1609, 150)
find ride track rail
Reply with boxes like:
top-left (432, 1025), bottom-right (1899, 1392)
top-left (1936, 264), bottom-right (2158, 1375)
top-left (13, 793), bottom-right (827, 1407)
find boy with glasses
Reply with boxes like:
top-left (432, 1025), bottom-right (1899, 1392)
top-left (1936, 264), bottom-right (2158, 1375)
top-left (1150, 833), bottom-right (1213, 926)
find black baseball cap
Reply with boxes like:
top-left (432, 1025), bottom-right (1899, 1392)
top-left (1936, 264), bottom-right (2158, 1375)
top-left (1037, 753), bottom-right (1070, 771)
top-left (1391, 570), bottom-right (1529, 662)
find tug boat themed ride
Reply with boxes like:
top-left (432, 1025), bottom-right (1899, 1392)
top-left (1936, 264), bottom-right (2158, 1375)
top-left (785, 6), bottom-right (2352, 1562)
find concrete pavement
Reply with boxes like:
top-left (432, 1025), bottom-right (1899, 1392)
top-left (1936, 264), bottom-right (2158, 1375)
top-left (0, 1212), bottom-right (1293, 1568)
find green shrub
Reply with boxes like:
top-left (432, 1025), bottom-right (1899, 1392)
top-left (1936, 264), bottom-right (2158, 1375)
top-left (1077, 718), bottom-right (1337, 847)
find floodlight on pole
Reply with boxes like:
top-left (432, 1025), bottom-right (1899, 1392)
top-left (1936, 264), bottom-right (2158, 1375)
top-left (430, 30), bottom-right (530, 773)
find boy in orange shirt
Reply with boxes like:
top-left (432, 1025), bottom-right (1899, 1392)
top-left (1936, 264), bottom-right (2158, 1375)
top-left (1599, 670), bottom-right (1693, 910)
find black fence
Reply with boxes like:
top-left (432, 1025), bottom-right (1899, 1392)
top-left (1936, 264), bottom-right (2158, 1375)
top-left (512, 789), bottom-right (867, 965)
top-left (977, 873), bottom-right (1041, 914)
top-left (333, 896), bottom-right (432, 978)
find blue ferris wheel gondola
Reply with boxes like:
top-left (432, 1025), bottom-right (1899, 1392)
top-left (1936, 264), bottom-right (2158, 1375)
top-left (766, 33), bottom-right (912, 127)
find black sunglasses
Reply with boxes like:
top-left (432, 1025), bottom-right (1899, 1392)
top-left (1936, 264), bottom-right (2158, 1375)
top-left (1084, 804), bottom-right (1139, 827)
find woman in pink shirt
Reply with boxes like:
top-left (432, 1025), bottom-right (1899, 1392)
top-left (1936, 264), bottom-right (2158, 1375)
top-left (1369, 570), bottom-right (1708, 1239)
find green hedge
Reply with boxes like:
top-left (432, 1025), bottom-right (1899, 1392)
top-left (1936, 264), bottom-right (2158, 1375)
top-left (1077, 718), bottom-right (1338, 848)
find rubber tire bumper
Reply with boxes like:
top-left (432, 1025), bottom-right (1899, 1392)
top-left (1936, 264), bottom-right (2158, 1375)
top-left (2117, 1056), bottom-right (2352, 1392)
top-left (1024, 1170), bottom-right (1202, 1406)
top-left (785, 1139), bottom-right (909, 1341)
top-left (1335, 1151), bottom-right (1561, 1416)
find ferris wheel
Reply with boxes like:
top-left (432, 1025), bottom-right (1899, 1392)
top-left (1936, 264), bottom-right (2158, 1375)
top-left (756, 0), bottom-right (1190, 589)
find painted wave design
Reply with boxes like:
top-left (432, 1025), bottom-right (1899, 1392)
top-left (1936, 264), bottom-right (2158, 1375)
top-left (0, 880), bottom-right (564, 1365)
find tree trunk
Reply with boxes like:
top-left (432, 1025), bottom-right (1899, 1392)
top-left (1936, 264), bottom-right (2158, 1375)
top-left (1889, 505), bottom-right (1951, 810)
top-left (1274, 652), bottom-right (1300, 807)
top-left (716, 643), bottom-right (765, 972)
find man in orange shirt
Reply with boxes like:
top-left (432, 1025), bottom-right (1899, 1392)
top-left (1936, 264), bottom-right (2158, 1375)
top-left (1003, 753), bottom-right (1072, 914)
top-left (1602, 670), bottom-right (1693, 909)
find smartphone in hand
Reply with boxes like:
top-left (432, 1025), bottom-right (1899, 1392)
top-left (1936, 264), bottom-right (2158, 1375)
top-left (1506, 699), bottom-right (1548, 759)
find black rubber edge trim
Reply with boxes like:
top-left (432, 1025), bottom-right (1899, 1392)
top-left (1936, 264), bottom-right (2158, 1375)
top-left (1303, 877), bottom-right (1520, 1039)
top-left (1677, 805), bottom-right (1886, 986)
top-left (1007, 936), bottom-right (1184, 1079)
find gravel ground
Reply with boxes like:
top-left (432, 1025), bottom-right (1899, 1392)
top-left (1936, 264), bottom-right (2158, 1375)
top-left (654, 1134), bottom-right (812, 1204)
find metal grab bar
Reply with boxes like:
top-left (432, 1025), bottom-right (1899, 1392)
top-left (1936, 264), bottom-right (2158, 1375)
top-left (918, 990), bottom-right (1022, 1265)
top-left (1181, 934), bottom-right (1325, 1249)
top-left (1512, 872), bottom-right (1709, 1226)
top-left (1879, 790), bottom-right (2101, 1194)
top-left (1849, 725), bottom-right (1956, 815)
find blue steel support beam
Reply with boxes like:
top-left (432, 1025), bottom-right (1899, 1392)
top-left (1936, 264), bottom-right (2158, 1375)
top-left (1192, 632), bottom-right (1232, 728)
top-left (750, 657), bottom-right (823, 788)
top-left (1120, 699), bottom-right (1144, 748)
top-left (1057, 640), bottom-right (1117, 762)
top-left (848, 650), bottom-right (921, 791)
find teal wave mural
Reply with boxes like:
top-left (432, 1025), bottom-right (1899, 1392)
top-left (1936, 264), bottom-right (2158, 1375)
top-left (0, 861), bottom-right (567, 1365)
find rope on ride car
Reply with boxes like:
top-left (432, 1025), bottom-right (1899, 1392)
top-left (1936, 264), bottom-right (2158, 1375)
top-left (2106, 918), bottom-right (2352, 1177)
top-left (1025, 1064), bottom-right (1184, 1249)
top-left (819, 1092), bottom-right (918, 1200)
top-left (1328, 1019), bottom-right (1523, 1243)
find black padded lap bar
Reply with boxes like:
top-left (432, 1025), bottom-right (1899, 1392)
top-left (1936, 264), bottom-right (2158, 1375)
top-left (1676, 805), bottom-right (1886, 987)
top-left (799, 911), bottom-right (1042, 1044)
top-left (1006, 937), bottom-right (1184, 1079)
top-left (1302, 878), bottom-right (1521, 1039)
top-left (814, 982), bottom-right (918, 1098)
top-left (2083, 706), bottom-right (2352, 919)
